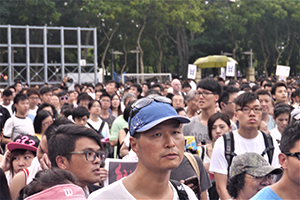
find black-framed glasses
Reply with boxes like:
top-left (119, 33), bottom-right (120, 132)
top-left (283, 152), bottom-right (300, 160)
top-left (70, 150), bottom-right (105, 162)
top-left (246, 173), bottom-right (274, 182)
top-left (237, 106), bottom-right (262, 114)
top-left (60, 96), bottom-right (69, 100)
top-left (129, 96), bottom-right (172, 130)
top-left (197, 91), bottom-right (214, 97)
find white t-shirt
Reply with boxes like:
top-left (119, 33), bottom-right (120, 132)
top-left (88, 177), bottom-right (197, 200)
top-left (270, 126), bottom-right (281, 142)
top-left (3, 115), bottom-right (35, 140)
top-left (28, 106), bottom-right (38, 117)
top-left (209, 130), bottom-right (280, 175)
top-left (86, 118), bottom-right (110, 138)
top-left (122, 132), bottom-right (138, 161)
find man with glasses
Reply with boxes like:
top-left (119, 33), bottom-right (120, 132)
top-left (48, 124), bottom-right (106, 197)
top-left (27, 88), bottom-right (40, 120)
top-left (89, 96), bottom-right (197, 199)
top-left (57, 91), bottom-right (69, 110)
top-left (210, 92), bottom-right (280, 200)
top-left (182, 77), bottom-right (223, 145)
top-left (251, 122), bottom-right (300, 200)
top-left (227, 152), bottom-right (282, 200)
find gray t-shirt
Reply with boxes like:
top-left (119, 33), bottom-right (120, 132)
top-left (182, 115), bottom-right (209, 144)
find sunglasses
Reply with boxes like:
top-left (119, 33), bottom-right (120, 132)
top-left (283, 152), bottom-right (300, 160)
top-left (129, 96), bottom-right (172, 132)
top-left (60, 96), bottom-right (69, 101)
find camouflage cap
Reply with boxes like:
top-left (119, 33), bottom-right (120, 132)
top-left (230, 152), bottom-right (282, 178)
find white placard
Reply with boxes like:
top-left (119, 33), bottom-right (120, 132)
top-left (276, 65), bottom-right (290, 77)
top-left (80, 59), bottom-right (86, 66)
top-left (226, 62), bottom-right (235, 77)
top-left (220, 68), bottom-right (226, 80)
top-left (187, 64), bottom-right (197, 79)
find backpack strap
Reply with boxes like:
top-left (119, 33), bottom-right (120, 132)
top-left (170, 179), bottom-right (189, 200)
top-left (223, 131), bottom-right (236, 178)
top-left (184, 152), bottom-right (200, 179)
top-left (200, 146), bottom-right (205, 161)
top-left (261, 131), bottom-right (274, 165)
top-left (87, 122), bottom-right (104, 139)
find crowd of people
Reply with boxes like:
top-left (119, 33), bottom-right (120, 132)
top-left (0, 75), bottom-right (299, 200)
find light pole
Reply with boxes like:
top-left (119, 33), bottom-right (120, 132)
top-left (129, 47), bottom-right (140, 83)
top-left (111, 49), bottom-right (123, 81)
top-left (242, 49), bottom-right (254, 81)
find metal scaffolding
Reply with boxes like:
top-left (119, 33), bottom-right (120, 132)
top-left (0, 25), bottom-right (97, 87)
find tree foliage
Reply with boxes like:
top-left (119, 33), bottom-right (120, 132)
top-left (0, 0), bottom-right (299, 80)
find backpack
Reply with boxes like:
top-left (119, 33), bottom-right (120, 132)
top-left (223, 131), bottom-right (274, 177)
top-left (169, 180), bottom-right (189, 200)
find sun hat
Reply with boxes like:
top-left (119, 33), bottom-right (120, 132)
top-left (129, 96), bottom-right (190, 136)
top-left (24, 184), bottom-right (86, 200)
top-left (230, 152), bottom-right (282, 178)
top-left (7, 134), bottom-right (40, 152)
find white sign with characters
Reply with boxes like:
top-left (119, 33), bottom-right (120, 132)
top-left (276, 65), bottom-right (290, 77)
top-left (187, 64), bottom-right (197, 80)
top-left (226, 62), bottom-right (235, 77)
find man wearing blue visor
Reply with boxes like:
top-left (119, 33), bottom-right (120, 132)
top-left (89, 96), bottom-right (197, 200)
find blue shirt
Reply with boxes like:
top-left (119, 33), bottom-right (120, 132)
top-left (250, 186), bottom-right (282, 200)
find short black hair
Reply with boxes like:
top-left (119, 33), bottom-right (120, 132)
top-left (197, 77), bottom-right (223, 96)
top-left (273, 102), bottom-right (291, 120)
top-left (34, 110), bottom-right (53, 134)
top-left (14, 93), bottom-right (28, 105)
top-left (151, 83), bottom-right (163, 92)
top-left (37, 103), bottom-right (58, 119)
top-left (130, 83), bottom-right (142, 94)
top-left (227, 172), bottom-right (246, 198)
top-left (218, 86), bottom-right (240, 107)
top-left (280, 122), bottom-right (300, 153)
top-left (106, 80), bottom-right (119, 89)
top-left (72, 106), bottom-right (89, 120)
top-left (99, 92), bottom-right (111, 100)
top-left (234, 92), bottom-right (258, 109)
top-left (39, 86), bottom-right (52, 95)
top-left (2, 89), bottom-right (12, 97)
top-left (77, 93), bottom-right (92, 105)
top-left (48, 124), bottom-right (101, 168)
top-left (271, 82), bottom-right (287, 95)
top-left (182, 81), bottom-right (191, 89)
top-left (57, 91), bottom-right (68, 97)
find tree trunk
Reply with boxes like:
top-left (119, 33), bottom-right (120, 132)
top-left (137, 11), bottom-right (151, 83)
top-left (120, 34), bottom-right (128, 83)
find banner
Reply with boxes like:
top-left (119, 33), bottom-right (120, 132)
top-left (276, 65), bottom-right (290, 77)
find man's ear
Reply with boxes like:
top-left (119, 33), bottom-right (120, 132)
top-left (220, 102), bottom-right (226, 109)
top-left (278, 153), bottom-right (288, 170)
top-left (214, 94), bottom-right (219, 102)
top-left (130, 137), bottom-right (139, 156)
top-left (234, 111), bottom-right (238, 121)
top-left (272, 95), bottom-right (276, 101)
top-left (56, 156), bottom-right (69, 170)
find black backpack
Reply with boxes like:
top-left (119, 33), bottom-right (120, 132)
top-left (170, 180), bottom-right (189, 200)
top-left (223, 131), bottom-right (274, 177)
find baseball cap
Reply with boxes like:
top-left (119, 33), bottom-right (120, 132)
top-left (230, 152), bottom-right (282, 178)
top-left (129, 97), bottom-right (190, 136)
top-left (7, 134), bottom-right (40, 152)
top-left (24, 184), bottom-right (86, 200)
